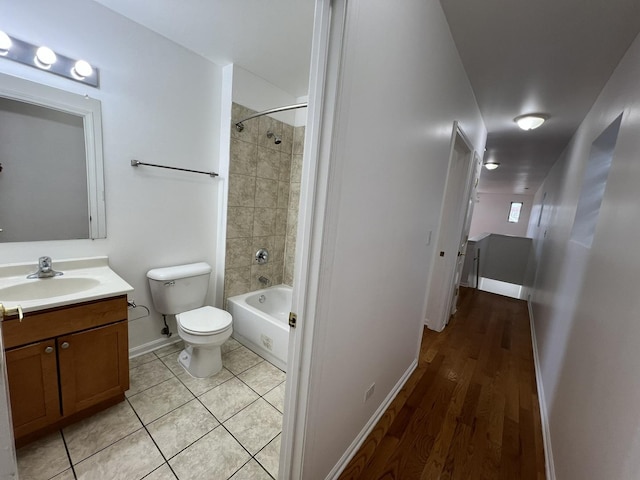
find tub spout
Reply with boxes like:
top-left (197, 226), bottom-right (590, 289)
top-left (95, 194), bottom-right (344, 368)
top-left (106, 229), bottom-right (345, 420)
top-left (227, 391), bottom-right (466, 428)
top-left (258, 276), bottom-right (271, 286)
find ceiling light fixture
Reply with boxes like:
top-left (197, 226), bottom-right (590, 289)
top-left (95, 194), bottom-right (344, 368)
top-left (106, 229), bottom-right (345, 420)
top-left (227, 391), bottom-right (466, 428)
top-left (514, 114), bottom-right (547, 131)
top-left (484, 162), bottom-right (500, 170)
top-left (0, 33), bottom-right (99, 87)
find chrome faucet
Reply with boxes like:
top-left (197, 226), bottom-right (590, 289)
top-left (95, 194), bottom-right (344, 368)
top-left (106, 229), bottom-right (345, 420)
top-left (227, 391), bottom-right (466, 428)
top-left (27, 256), bottom-right (63, 279)
top-left (258, 275), bottom-right (271, 287)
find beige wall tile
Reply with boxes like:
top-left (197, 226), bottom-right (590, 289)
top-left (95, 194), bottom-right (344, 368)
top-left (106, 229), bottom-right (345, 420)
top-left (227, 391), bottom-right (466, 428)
top-left (251, 263), bottom-right (274, 290)
top-left (257, 147), bottom-right (280, 180)
top-left (279, 152), bottom-right (292, 182)
top-left (227, 207), bottom-right (254, 238)
top-left (226, 238), bottom-right (253, 269)
top-left (286, 208), bottom-right (298, 237)
top-left (255, 178), bottom-right (278, 208)
top-left (224, 267), bottom-right (251, 299)
top-left (289, 182), bottom-right (301, 211)
top-left (253, 207), bottom-right (277, 237)
top-left (291, 154), bottom-right (303, 183)
top-left (275, 209), bottom-right (288, 236)
top-left (272, 235), bottom-right (286, 263)
top-left (277, 181), bottom-right (290, 209)
top-left (228, 174), bottom-right (256, 208)
top-left (230, 138), bottom-right (258, 176)
top-left (293, 126), bottom-right (305, 154)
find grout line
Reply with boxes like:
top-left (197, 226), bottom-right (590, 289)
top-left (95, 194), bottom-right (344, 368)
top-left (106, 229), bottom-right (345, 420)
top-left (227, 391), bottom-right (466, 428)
top-left (58, 430), bottom-right (78, 480)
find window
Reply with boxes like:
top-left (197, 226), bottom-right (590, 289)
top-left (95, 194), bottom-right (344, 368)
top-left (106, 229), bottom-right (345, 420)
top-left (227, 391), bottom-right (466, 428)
top-left (508, 202), bottom-right (523, 223)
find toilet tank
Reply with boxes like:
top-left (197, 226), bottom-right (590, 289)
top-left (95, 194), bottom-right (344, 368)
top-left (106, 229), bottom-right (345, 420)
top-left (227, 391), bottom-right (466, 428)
top-left (147, 262), bottom-right (212, 315)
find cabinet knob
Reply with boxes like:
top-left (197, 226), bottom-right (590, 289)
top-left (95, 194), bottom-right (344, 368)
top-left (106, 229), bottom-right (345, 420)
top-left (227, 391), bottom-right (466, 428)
top-left (44, 346), bottom-right (54, 354)
top-left (60, 342), bottom-right (70, 349)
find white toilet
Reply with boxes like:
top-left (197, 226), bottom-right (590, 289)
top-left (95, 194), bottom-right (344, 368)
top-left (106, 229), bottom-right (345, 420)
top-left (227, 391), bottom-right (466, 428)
top-left (147, 262), bottom-right (232, 378)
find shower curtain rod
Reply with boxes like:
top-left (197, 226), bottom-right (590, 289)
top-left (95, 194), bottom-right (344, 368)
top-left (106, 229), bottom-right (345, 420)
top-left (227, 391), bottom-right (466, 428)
top-left (235, 102), bottom-right (308, 132)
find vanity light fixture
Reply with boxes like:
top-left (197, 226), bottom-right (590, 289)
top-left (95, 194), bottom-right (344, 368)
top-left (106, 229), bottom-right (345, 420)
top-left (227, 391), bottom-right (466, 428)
top-left (514, 114), bottom-right (547, 131)
top-left (0, 32), bottom-right (99, 87)
top-left (35, 46), bottom-right (57, 69)
top-left (484, 162), bottom-right (500, 170)
top-left (72, 60), bottom-right (93, 79)
top-left (0, 31), bottom-right (11, 55)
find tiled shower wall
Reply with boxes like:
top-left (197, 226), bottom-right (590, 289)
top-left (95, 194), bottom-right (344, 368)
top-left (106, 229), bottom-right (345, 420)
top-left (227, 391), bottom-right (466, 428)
top-left (224, 102), bottom-right (305, 304)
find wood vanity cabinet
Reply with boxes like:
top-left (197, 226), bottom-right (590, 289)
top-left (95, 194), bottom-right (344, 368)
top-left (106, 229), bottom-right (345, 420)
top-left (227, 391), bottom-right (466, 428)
top-left (2, 296), bottom-right (129, 445)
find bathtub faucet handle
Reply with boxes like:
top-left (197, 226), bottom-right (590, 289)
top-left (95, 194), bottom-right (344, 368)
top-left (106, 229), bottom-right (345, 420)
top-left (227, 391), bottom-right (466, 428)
top-left (255, 249), bottom-right (269, 265)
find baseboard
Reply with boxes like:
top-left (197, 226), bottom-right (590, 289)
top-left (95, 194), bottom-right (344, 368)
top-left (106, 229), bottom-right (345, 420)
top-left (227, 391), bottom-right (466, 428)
top-left (528, 300), bottom-right (556, 480)
top-left (129, 336), bottom-right (181, 358)
top-left (326, 359), bottom-right (418, 480)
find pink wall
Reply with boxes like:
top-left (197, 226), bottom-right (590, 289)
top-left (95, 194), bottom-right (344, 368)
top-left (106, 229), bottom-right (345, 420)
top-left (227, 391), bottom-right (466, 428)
top-left (469, 192), bottom-right (533, 238)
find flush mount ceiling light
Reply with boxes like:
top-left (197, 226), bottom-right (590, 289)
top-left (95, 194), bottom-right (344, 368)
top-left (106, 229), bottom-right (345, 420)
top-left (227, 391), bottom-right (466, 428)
top-left (484, 162), bottom-right (500, 170)
top-left (0, 32), bottom-right (99, 87)
top-left (514, 114), bottom-right (547, 131)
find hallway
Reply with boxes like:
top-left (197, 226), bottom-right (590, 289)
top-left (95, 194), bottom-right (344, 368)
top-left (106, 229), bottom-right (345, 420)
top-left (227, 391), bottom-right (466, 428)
top-left (339, 288), bottom-right (546, 479)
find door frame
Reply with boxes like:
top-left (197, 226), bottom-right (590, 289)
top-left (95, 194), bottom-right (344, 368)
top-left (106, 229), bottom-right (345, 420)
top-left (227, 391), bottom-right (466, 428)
top-left (278, 0), bottom-right (348, 478)
top-left (449, 150), bottom-right (482, 316)
top-left (425, 122), bottom-right (476, 332)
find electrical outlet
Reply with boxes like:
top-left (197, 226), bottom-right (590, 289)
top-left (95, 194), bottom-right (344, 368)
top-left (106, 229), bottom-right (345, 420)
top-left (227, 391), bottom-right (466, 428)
top-left (364, 383), bottom-right (375, 402)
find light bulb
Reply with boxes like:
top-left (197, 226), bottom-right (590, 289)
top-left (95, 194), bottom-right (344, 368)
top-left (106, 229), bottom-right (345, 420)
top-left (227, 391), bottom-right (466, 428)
top-left (0, 31), bottom-right (11, 55)
top-left (35, 46), bottom-right (57, 68)
top-left (484, 162), bottom-right (500, 170)
top-left (514, 114), bottom-right (546, 131)
top-left (72, 60), bottom-right (93, 79)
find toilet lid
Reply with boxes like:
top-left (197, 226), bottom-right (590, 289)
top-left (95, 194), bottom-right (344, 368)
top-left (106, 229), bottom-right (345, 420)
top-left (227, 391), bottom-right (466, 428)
top-left (177, 306), bottom-right (232, 335)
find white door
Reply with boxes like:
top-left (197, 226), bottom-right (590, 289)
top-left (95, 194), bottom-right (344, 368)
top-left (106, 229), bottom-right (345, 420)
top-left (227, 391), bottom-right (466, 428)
top-left (449, 152), bottom-right (482, 316)
top-left (425, 123), bottom-right (475, 331)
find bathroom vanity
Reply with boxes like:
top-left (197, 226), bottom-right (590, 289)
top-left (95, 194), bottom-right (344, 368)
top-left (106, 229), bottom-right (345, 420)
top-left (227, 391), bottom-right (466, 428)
top-left (0, 257), bottom-right (133, 446)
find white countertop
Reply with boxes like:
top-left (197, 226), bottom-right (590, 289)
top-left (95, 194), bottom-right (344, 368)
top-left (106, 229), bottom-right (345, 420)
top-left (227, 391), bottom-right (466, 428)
top-left (0, 256), bottom-right (133, 313)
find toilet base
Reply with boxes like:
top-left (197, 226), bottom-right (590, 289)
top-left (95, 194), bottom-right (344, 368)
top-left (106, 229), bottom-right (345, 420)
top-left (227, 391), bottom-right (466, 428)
top-left (178, 345), bottom-right (223, 378)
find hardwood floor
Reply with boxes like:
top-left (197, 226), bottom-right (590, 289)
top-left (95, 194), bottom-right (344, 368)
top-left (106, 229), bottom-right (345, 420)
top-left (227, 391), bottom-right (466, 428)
top-left (338, 288), bottom-right (546, 480)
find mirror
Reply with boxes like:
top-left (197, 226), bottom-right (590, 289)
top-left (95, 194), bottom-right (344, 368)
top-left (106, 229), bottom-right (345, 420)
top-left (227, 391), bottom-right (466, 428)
top-left (0, 72), bottom-right (105, 242)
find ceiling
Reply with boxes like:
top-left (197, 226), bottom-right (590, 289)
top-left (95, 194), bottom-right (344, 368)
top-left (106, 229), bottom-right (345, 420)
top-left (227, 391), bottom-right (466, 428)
top-left (441, 0), bottom-right (640, 193)
top-left (93, 0), bottom-right (640, 194)
top-left (92, 0), bottom-right (315, 98)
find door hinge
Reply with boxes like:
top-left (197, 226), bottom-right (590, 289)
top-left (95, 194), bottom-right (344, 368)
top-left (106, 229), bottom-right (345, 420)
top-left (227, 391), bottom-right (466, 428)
top-left (289, 312), bottom-right (297, 328)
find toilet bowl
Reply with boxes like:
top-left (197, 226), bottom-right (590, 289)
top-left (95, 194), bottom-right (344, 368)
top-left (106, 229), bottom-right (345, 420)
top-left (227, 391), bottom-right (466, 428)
top-left (147, 262), bottom-right (233, 378)
top-left (176, 306), bottom-right (232, 378)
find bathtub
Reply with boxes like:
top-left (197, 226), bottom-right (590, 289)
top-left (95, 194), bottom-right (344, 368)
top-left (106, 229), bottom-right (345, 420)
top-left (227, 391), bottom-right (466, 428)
top-left (226, 285), bottom-right (291, 371)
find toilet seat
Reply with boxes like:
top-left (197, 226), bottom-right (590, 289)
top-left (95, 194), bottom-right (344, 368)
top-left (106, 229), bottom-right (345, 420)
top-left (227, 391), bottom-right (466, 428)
top-left (177, 306), bottom-right (232, 336)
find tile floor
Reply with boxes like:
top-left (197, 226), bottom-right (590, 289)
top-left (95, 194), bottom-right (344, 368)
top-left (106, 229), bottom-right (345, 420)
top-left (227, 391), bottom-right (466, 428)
top-left (16, 338), bottom-right (286, 480)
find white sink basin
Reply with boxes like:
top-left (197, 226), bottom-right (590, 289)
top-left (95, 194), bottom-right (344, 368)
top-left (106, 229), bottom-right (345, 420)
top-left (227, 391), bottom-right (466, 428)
top-left (0, 257), bottom-right (133, 313)
top-left (0, 277), bottom-right (102, 301)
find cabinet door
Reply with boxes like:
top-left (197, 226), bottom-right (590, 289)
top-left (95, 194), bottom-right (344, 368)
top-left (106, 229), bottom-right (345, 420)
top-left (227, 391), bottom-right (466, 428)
top-left (58, 321), bottom-right (129, 415)
top-left (6, 340), bottom-right (61, 438)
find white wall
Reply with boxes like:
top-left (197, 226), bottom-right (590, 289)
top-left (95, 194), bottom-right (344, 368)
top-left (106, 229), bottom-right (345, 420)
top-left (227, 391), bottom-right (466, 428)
top-left (232, 66), bottom-right (304, 127)
top-left (0, 0), bottom-right (224, 352)
top-left (299, 1), bottom-right (486, 477)
top-left (469, 192), bottom-right (533, 237)
top-left (528, 32), bottom-right (640, 480)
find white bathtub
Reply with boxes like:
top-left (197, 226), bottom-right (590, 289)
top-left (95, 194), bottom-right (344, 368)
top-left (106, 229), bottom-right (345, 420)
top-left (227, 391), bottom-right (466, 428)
top-left (226, 285), bottom-right (291, 371)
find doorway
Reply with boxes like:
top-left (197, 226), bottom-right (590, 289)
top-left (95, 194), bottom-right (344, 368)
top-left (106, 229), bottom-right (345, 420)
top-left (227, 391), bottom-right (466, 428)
top-left (425, 123), bottom-right (476, 331)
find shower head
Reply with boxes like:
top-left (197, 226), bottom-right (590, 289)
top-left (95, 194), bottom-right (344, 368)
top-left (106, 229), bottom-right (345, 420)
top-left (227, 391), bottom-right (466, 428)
top-left (235, 122), bottom-right (245, 132)
top-left (266, 131), bottom-right (282, 145)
